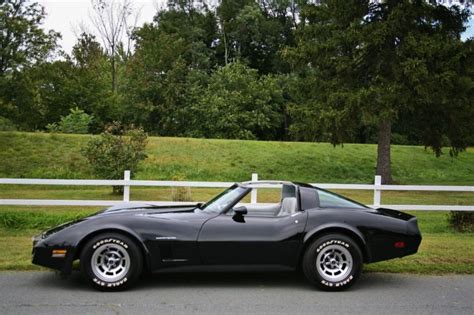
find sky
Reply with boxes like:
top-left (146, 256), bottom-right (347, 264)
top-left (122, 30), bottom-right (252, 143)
top-left (38, 0), bottom-right (474, 55)
top-left (38, 0), bottom-right (162, 54)
top-left (464, 19), bottom-right (474, 39)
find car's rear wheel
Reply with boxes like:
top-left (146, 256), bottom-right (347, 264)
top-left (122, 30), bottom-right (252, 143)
top-left (80, 233), bottom-right (143, 291)
top-left (302, 233), bottom-right (363, 291)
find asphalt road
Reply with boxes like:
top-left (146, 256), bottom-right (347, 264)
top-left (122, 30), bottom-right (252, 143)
top-left (0, 270), bottom-right (472, 315)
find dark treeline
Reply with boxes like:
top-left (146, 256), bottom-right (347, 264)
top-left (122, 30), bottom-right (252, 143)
top-left (1, 0), bottom-right (473, 182)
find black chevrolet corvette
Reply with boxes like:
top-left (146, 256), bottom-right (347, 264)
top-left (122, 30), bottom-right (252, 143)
top-left (32, 181), bottom-right (421, 291)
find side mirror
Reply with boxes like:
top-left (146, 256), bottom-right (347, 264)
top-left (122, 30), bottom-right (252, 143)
top-left (232, 206), bottom-right (247, 223)
top-left (233, 206), bottom-right (248, 216)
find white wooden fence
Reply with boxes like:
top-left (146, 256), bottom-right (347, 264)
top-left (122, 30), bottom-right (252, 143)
top-left (0, 171), bottom-right (473, 211)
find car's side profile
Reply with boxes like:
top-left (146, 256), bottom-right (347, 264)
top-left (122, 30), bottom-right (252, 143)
top-left (32, 181), bottom-right (422, 291)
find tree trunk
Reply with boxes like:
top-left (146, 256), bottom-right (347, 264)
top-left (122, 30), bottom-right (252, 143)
top-left (223, 30), bottom-right (228, 65)
top-left (111, 54), bottom-right (116, 93)
top-left (376, 120), bottom-right (392, 184)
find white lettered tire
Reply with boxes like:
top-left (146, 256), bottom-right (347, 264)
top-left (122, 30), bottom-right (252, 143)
top-left (80, 233), bottom-right (143, 291)
top-left (302, 234), bottom-right (363, 291)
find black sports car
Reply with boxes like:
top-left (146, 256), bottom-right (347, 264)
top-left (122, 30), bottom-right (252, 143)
top-left (32, 181), bottom-right (422, 291)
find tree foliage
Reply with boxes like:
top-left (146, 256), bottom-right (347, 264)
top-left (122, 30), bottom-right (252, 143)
top-left (0, 0), bottom-right (59, 75)
top-left (190, 62), bottom-right (284, 139)
top-left (124, 3), bottom-right (218, 135)
top-left (0, 0), bottom-right (60, 130)
top-left (286, 0), bottom-right (473, 182)
top-left (217, 0), bottom-right (295, 73)
top-left (46, 107), bottom-right (93, 134)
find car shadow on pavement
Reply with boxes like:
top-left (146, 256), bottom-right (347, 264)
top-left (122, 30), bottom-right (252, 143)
top-left (34, 269), bottom-right (411, 292)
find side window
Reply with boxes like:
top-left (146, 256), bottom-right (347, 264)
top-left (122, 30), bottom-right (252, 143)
top-left (299, 187), bottom-right (319, 210)
top-left (317, 190), bottom-right (365, 209)
top-left (230, 187), bottom-right (281, 217)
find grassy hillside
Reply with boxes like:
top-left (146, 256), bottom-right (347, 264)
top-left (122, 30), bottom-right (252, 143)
top-left (1, 131), bottom-right (474, 184)
top-left (0, 131), bottom-right (473, 273)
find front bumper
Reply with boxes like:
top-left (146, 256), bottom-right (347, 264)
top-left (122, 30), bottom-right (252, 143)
top-left (32, 236), bottom-right (75, 275)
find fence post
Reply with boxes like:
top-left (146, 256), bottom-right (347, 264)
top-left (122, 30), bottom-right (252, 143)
top-left (123, 170), bottom-right (131, 202)
top-left (373, 175), bottom-right (382, 208)
top-left (251, 173), bottom-right (258, 204)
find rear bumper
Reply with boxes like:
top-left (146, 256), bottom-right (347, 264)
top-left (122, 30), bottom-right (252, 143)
top-left (404, 217), bottom-right (422, 255)
top-left (367, 217), bottom-right (422, 263)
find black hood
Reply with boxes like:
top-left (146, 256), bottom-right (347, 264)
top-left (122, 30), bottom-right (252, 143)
top-left (97, 202), bottom-right (200, 215)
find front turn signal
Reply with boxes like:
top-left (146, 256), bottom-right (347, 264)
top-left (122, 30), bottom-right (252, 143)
top-left (52, 249), bottom-right (67, 258)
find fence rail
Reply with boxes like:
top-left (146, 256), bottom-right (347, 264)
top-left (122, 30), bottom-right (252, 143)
top-left (0, 171), bottom-right (473, 211)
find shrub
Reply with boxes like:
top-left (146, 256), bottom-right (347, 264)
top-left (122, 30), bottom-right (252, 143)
top-left (82, 123), bottom-right (148, 194)
top-left (170, 174), bottom-right (192, 201)
top-left (45, 122), bottom-right (60, 133)
top-left (448, 212), bottom-right (474, 232)
top-left (391, 133), bottom-right (410, 145)
top-left (47, 108), bottom-right (93, 134)
top-left (0, 116), bottom-right (17, 131)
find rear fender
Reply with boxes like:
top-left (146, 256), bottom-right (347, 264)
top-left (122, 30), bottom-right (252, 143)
top-left (303, 223), bottom-right (371, 262)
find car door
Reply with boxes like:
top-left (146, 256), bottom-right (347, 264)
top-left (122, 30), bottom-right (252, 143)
top-left (197, 209), bottom-right (308, 267)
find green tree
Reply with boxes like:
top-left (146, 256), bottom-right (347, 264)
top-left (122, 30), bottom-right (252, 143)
top-left (70, 33), bottom-right (117, 130)
top-left (0, 0), bottom-right (59, 129)
top-left (287, 0), bottom-right (473, 183)
top-left (82, 123), bottom-right (148, 194)
top-left (216, 0), bottom-right (296, 73)
top-left (190, 62), bottom-right (284, 139)
top-left (2, 33), bottom-right (116, 131)
top-left (124, 2), bottom-right (217, 134)
top-left (0, 0), bottom-right (59, 75)
top-left (46, 107), bottom-right (93, 134)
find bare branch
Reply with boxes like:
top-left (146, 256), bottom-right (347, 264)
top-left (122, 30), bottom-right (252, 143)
top-left (88, 0), bottom-right (135, 92)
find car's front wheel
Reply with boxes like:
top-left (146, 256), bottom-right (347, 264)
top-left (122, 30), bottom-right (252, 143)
top-left (302, 233), bottom-right (363, 291)
top-left (80, 233), bottom-right (143, 291)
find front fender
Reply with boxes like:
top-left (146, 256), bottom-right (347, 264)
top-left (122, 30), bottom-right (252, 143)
top-left (73, 223), bottom-right (153, 271)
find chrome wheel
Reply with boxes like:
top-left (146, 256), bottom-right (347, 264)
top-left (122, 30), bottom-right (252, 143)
top-left (316, 244), bottom-right (353, 282)
top-left (91, 243), bottom-right (130, 282)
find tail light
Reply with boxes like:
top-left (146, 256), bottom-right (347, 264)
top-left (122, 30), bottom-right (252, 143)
top-left (394, 241), bottom-right (406, 248)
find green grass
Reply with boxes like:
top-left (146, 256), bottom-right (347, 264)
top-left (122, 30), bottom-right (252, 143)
top-left (0, 230), bottom-right (40, 271)
top-left (1, 131), bottom-right (474, 184)
top-left (0, 131), bottom-right (473, 273)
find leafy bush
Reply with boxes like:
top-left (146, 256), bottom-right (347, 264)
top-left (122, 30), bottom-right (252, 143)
top-left (46, 108), bottom-right (93, 134)
top-left (391, 133), bottom-right (410, 145)
top-left (0, 116), bottom-right (17, 131)
top-left (82, 123), bottom-right (148, 194)
top-left (448, 211), bottom-right (474, 232)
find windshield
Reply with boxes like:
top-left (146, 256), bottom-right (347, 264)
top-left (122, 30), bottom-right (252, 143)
top-left (200, 185), bottom-right (249, 214)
